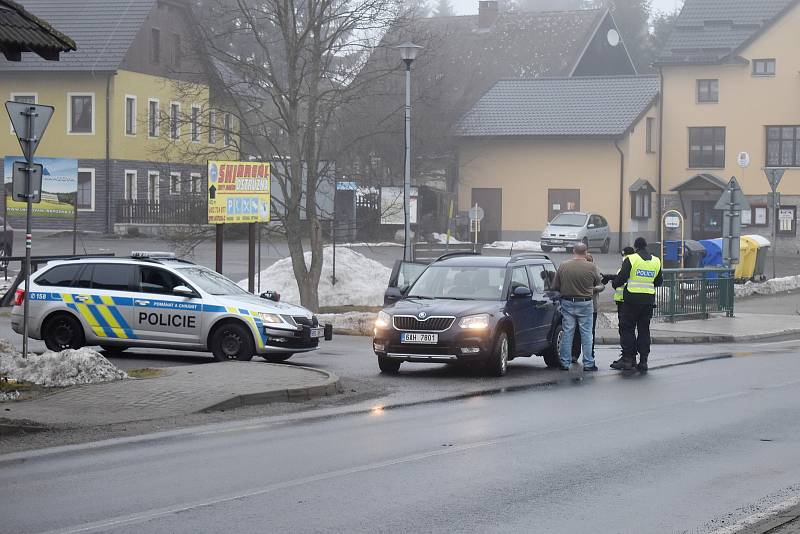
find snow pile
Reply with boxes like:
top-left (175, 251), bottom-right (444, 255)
top-left (246, 247), bottom-right (392, 307)
top-left (318, 312), bottom-right (377, 336)
top-left (735, 275), bottom-right (800, 297)
top-left (431, 233), bottom-right (469, 245)
top-left (339, 242), bottom-right (402, 248)
top-left (0, 390), bottom-right (21, 401)
top-left (485, 241), bottom-right (543, 252)
top-left (0, 339), bottom-right (127, 387)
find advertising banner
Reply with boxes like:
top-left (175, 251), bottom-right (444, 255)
top-left (3, 156), bottom-right (77, 218)
top-left (207, 160), bottom-right (271, 224)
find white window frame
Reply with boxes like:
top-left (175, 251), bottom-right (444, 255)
top-left (208, 110), bottom-right (217, 144)
top-left (169, 101), bottom-right (181, 140)
top-left (124, 95), bottom-right (137, 136)
top-left (66, 92), bottom-right (95, 135)
top-left (124, 169), bottom-right (138, 200)
top-left (76, 167), bottom-right (96, 212)
top-left (147, 171), bottom-right (160, 203)
top-left (148, 98), bottom-right (160, 138)
top-left (191, 104), bottom-right (200, 143)
top-left (9, 92), bottom-right (37, 134)
top-left (169, 171), bottom-right (181, 195)
top-left (190, 172), bottom-right (202, 194)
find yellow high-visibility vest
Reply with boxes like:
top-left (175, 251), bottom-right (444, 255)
top-left (627, 253), bottom-right (661, 295)
top-left (613, 268), bottom-right (625, 302)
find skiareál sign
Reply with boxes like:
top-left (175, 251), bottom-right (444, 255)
top-left (207, 160), bottom-right (270, 224)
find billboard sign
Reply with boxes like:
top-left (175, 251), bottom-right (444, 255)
top-left (207, 160), bottom-right (271, 224)
top-left (3, 156), bottom-right (77, 218)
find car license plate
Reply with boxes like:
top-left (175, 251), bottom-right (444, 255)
top-left (309, 327), bottom-right (325, 338)
top-left (401, 333), bottom-right (438, 344)
top-left (551, 240), bottom-right (563, 244)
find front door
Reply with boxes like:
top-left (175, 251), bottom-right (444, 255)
top-left (526, 264), bottom-right (555, 347)
top-left (131, 265), bottom-right (203, 344)
top-left (548, 189), bottom-right (580, 222)
top-left (507, 267), bottom-right (536, 354)
top-left (471, 188), bottom-right (502, 243)
top-left (691, 200), bottom-right (722, 240)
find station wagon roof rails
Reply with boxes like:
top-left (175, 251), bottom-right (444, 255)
top-left (433, 251), bottom-right (481, 262)
top-left (509, 253), bottom-right (551, 263)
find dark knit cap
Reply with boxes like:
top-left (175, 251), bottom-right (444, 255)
top-left (634, 237), bottom-right (647, 250)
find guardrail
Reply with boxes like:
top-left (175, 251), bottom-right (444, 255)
top-left (0, 253), bottom-right (116, 307)
top-left (655, 268), bottom-right (735, 321)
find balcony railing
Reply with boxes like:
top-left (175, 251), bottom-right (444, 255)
top-left (116, 198), bottom-right (207, 225)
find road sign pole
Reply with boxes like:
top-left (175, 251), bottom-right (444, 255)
top-left (771, 193), bottom-right (777, 280)
top-left (22, 106), bottom-right (37, 358)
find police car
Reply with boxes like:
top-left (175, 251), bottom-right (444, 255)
top-left (11, 252), bottom-right (332, 362)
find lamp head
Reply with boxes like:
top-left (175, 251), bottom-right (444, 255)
top-left (396, 42), bottom-right (423, 63)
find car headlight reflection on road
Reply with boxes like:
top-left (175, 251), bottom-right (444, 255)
top-left (459, 314), bottom-right (490, 330)
top-left (375, 311), bottom-right (391, 329)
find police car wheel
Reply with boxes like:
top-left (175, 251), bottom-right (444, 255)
top-left (541, 245), bottom-right (553, 252)
top-left (43, 313), bottom-right (85, 352)
top-left (211, 323), bottom-right (255, 362)
top-left (263, 353), bottom-right (293, 362)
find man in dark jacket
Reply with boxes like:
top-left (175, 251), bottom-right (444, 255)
top-left (610, 237), bottom-right (663, 372)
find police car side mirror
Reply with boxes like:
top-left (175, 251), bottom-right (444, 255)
top-left (173, 285), bottom-right (195, 297)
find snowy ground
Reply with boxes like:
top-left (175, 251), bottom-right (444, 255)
top-left (318, 312), bottom-right (376, 336)
top-left (735, 275), bottom-right (800, 297)
top-left (485, 240), bottom-right (544, 252)
top-left (0, 339), bottom-right (127, 388)
top-left (241, 247), bottom-right (392, 308)
top-left (431, 233), bottom-right (470, 245)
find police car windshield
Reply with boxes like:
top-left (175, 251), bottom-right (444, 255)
top-left (550, 213), bottom-right (587, 227)
top-left (408, 265), bottom-right (506, 300)
top-left (175, 266), bottom-right (249, 296)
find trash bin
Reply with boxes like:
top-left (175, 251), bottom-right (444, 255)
top-left (699, 239), bottom-right (724, 279)
top-left (744, 234), bottom-right (771, 281)
top-left (734, 236), bottom-right (759, 280)
top-left (683, 240), bottom-right (707, 268)
top-left (662, 240), bottom-right (682, 268)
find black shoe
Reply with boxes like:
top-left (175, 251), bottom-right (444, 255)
top-left (583, 365), bottom-right (599, 372)
top-left (610, 356), bottom-right (635, 371)
top-left (560, 365), bottom-right (570, 371)
top-left (571, 356), bottom-right (579, 364)
top-left (637, 355), bottom-right (649, 373)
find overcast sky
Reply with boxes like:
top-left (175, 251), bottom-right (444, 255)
top-left (449, 0), bottom-right (684, 16)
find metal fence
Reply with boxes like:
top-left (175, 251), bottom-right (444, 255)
top-left (116, 198), bottom-right (207, 225)
top-left (655, 268), bottom-right (735, 321)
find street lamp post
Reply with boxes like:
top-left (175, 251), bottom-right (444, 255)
top-left (397, 42), bottom-right (422, 262)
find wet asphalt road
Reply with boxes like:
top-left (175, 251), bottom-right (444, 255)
top-left (2, 343), bottom-right (800, 533)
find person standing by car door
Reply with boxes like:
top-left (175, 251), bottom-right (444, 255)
top-left (611, 238), bottom-right (662, 373)
top-left (552, 243), bottom-right (602, 371)
top-left (607, 246), bottom-right (635, 369)
top-left (571, 253), bottom-right (604, 364)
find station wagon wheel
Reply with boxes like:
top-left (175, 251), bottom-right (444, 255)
top-left (485, 331), bottom-right (509, 377)
top-left (43, 313), bottom-right (85, 352)
top-left (211, 322), bottom-right (255, 362)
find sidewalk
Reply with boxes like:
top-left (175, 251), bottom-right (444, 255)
top-left (596, 312), bottom-right (800, 344)
top-left (2, 362), bottom-right (340, 427)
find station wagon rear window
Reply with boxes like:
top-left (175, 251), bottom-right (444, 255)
top-left (35, 264), bottom-right (82, 287)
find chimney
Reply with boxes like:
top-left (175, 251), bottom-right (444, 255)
top-left (478, 0), bottom-right (499, 29)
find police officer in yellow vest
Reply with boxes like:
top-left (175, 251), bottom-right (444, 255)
top-left (610, 238), bottom-right (662, 372)
top-left (607, 246), bottom-right (636, 368)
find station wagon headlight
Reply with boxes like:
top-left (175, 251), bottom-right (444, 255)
top-left (375, 311), bottom-right (391, 329)
top-left (459, 314), bottom-right (490, 330)
top-left (257, 312), bottom-right (287, 325)
top-left (566, 233), bottom-right (578, 239)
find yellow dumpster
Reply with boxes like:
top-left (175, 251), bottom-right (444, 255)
top-left (734, 236), bottom-right (759, 280)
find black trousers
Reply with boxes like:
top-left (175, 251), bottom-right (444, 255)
top-left (572, 312), bottom-right (597, 360)
top-left (619, 299), bottom-right (653, 358)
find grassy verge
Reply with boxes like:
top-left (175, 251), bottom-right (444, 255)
top-left (127, 368), bottom-right (167, 379)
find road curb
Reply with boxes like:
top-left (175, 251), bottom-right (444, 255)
top-left (596, 329), bottom-right (800, 345)
top-left (200, 365), bottom-right (341, 413)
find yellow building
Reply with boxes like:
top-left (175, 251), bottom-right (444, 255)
top-left (0, 0), bottom-right (237, 233)
top-left (456, 76), bottom-right (660, 249)
top-left (656, 0), bottom-right (800, 248)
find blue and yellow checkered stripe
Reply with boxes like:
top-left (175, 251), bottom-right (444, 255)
top-left (60, 294), bottom-right (138, 340)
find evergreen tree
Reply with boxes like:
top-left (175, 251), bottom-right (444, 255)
top-left (433, 0), bottom-right (455, 17)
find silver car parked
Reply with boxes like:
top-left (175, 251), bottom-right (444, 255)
top-left (540, 212), bottom-right (610, 253)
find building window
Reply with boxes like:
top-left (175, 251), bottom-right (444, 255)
top-left (68, 93), bottom-right (94, 134)
top-left (124, 170), bottom-right (138, 200)
top-left (689, 127), bottom-right (725, 168)
top-left (753, 58), bottom-right (776, 76)
top-left (148, 171), bottom-right (160, 203)
top-left (631, 190), bottom-right (651, 219)
top-left (190, 173), bottom-right (202, 194)
top-left (777, 205), bottom-right (797, 236)
top-left (125, 96), bottom-right (136, 135)
top-left (169, 172), bottom-right (181, 195)
top-left (224, 113), bottom-right (233, 146)
top-left (77, 169), bottom-right (94, 211)
top-left (766, 126), bottom-right (800, 167)
top-left (148, 99), bottom-right (159, 137)
top-left (9, 93), bottom-right (36, 133)
top-left (208, 110), bottom-right (217, 144)
top-left (151, 28), bottom-right (161, 64)
top-left (697, 79), bottom-right (719, 103)
top-left (172, 33), bottom-right (181, 68)
top-left (646, 117), bottom-right (655, 153)
top-left (170, 102), bottom-right (180, 139)
top-left (191, 105), bottom-right (200, 142)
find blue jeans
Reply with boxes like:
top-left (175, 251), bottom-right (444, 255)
top-left (560, 299), bottom-right (595, 368)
